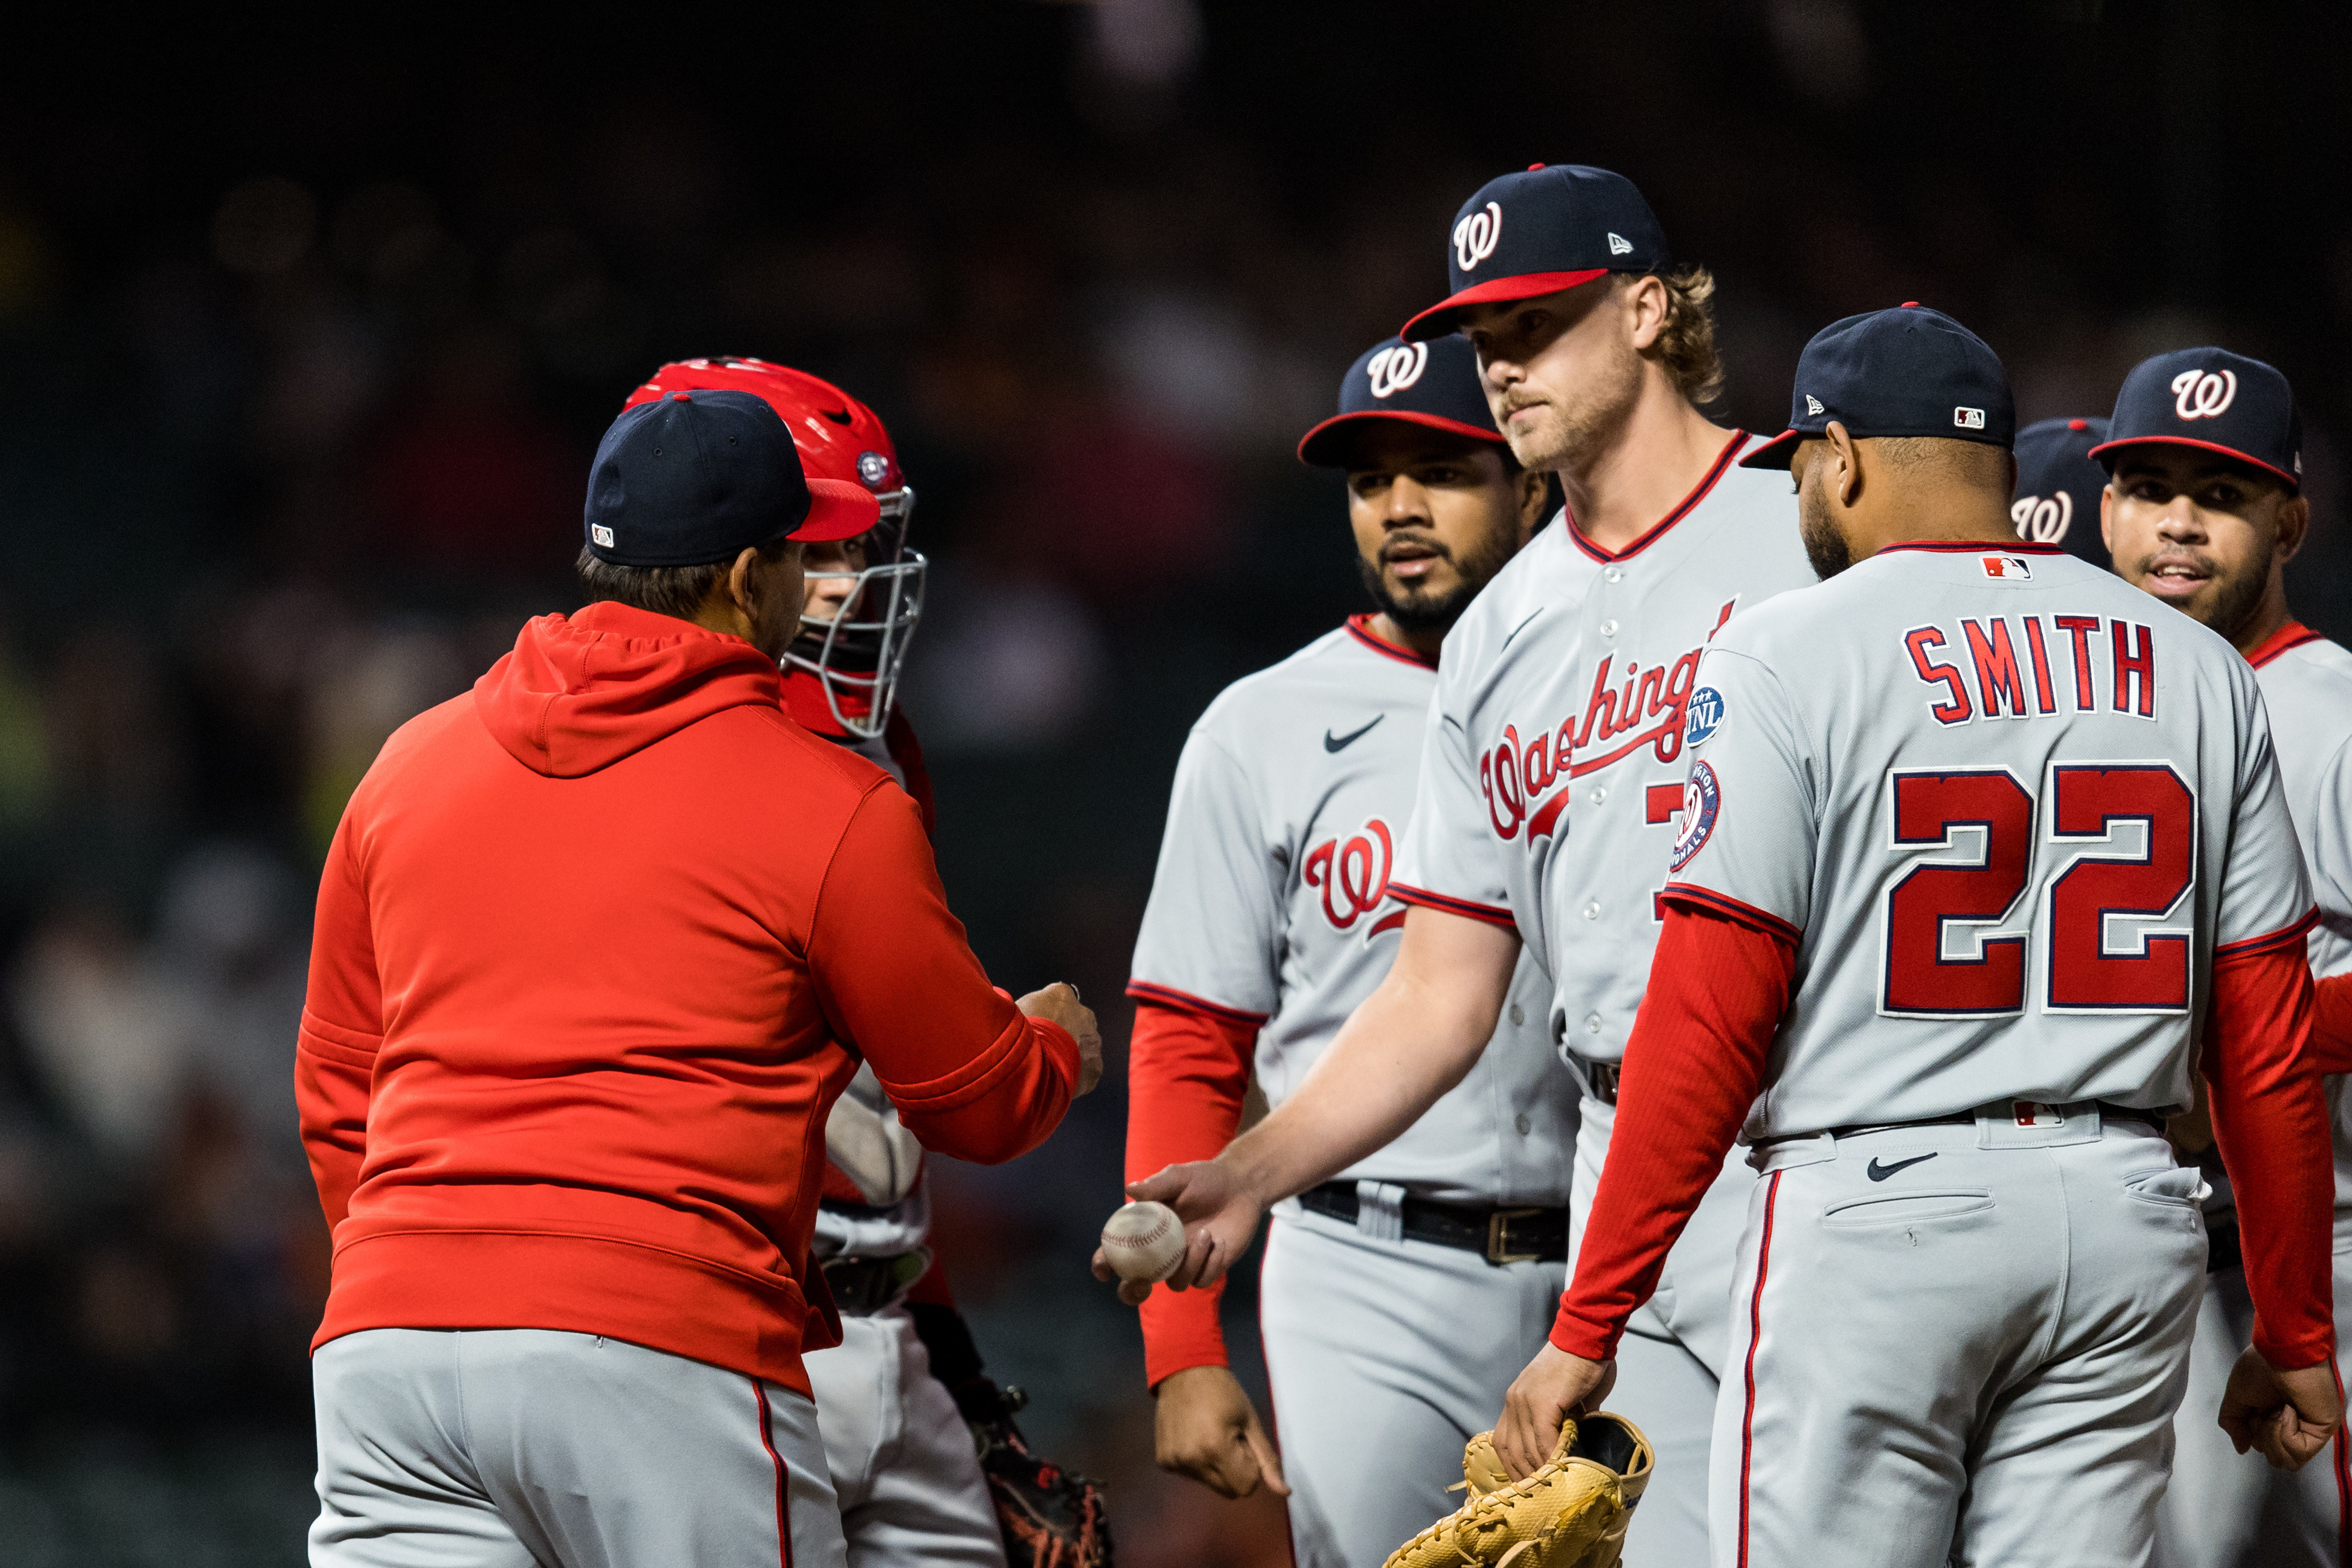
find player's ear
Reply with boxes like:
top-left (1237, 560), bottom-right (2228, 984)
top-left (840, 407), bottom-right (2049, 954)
top-left (1623, 274), bottom-right (1668, 353)
top-left (2100, 482), bottom-right (2115, 552)
top-left (1823, 421), bottom-right (1861, 508)
top-left (2274, 491), bottom-right (2312, 564)
top-left (1516, 466), bottom-right (1550, 537)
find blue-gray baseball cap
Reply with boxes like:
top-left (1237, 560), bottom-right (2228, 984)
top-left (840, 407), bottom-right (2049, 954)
top-left (1400, 164), bottom-right (1672, 342)
top-left (1296, 334), bottom-right (1505, 466)
top-left (1742, 304), bottom-right (2014, 470)
top-left (2090, 347), bottom-right (2302, 491)
top-left (584, 388), bottom-right (879, 567)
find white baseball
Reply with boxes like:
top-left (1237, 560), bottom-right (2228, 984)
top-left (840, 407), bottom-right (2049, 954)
top-left (1100, 1200), bottom-right (1186, 1284)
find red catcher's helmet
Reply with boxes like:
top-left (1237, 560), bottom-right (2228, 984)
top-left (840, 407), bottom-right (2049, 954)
top-left (625, 357), bottom-right (923, 741)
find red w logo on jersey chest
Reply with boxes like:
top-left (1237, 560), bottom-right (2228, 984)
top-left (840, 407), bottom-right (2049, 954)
top-left (1304, 818), bottom-right (1404, 936)
top-left (1481, 599), bottom-right (1735, 846)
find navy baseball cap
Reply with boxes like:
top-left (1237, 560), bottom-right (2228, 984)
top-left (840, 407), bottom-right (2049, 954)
top-left (1296, 334), bottom-right (1505, 466)
top-left (1741, 304), bottom-right (2015, 470)
top-left (2089, 347), bottom-right (2302, 491)
top-left (2012, 417), bottom-right (2112, 567)
top-left (584, 388), bottom-right (879, 566)
top-left (1400, 164), bottom-right (1672, 342)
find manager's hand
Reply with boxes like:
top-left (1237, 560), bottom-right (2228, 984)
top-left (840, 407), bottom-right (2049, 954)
top-left (1018, 982), bottom-right (1101, 1096)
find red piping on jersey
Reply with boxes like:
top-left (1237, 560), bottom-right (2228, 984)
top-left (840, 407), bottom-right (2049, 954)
top-left (1344, 614), bottom-right (1441, 670)
top-left (2249, 621), bottom-right (2325, 670)
top-left (1738, 1170), bottom-right (1783, 1568)
top-left (1388, 882), bottom-right (1518, 929)
top-left (1876, 540), bottom-right (2070, 557)
top-left (754, 1379), bottom-right (794, 1568)
top-left (2214, 905), bottom-right (2321, 961)
top-left (1659, 883), bottom-right (1802, 947)
top-left (2086, 434), bottom-right (2302, 491)
top-left (1565, 430), bottom-right (1748, 565)
top-left (1124, 981), bottom-right (1271, 1028)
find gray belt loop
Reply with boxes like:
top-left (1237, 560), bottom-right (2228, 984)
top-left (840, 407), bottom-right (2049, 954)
top-left (1753, 1131), bottom-right (1836, 1173)
top-left (1354, 1180), bottom-right (1407, 1243)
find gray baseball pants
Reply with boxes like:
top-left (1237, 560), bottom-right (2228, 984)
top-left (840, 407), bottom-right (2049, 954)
top-left (1723, 1111), bottom-right (2206, 1568)
top-left (803, 1305), bottom-right (1004, 1568)
top-left (310, 1328), bottom-right (846, 1567)
top-left (1258, 1200), bottom-right (1568, 1568)
top-left (2154, 1230), bottom-right (2352, 1568)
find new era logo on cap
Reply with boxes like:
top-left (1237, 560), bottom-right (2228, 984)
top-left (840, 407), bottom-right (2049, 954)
top-left (1805, 395), bottom-right (1825, 415)
top-left (1607, 231), bottom-right (1633, 255)
top-left (2091, 347), bottom-right (2302, 492)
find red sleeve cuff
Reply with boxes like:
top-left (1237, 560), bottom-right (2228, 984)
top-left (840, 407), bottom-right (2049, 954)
top-left (1388, 883), bottom-right (1517, 929)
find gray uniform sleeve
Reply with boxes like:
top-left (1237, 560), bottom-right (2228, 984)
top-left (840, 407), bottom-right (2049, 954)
top-left (2217, 699), bottom-right (2316, 952)
top-left (1127, 727), bottom-right (1284, 1020)
top-left (1392, 677), bottom-right (1515, 926)
top-left (1661, 646), bottom-right (1816, 939)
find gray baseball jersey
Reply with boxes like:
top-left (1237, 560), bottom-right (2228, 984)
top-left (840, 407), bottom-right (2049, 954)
top-left (1668, 543), bottom-right (2313, 1139)
top-left (1127, 616), bottom-right (1569, 1203)
top-left (1391, 432), bottom-right (1816, 1057)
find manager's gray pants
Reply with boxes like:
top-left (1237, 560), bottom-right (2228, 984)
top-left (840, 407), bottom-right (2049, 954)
top-left (310, 1328), bottom-right (846, 1568)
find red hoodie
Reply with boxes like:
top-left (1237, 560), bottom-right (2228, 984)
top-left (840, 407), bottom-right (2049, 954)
top-left (296, 601), bottom-right (1077, 1395)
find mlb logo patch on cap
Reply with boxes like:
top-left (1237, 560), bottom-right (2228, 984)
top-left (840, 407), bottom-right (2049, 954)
top-left (2090, 347), bottom-right (2302, 491)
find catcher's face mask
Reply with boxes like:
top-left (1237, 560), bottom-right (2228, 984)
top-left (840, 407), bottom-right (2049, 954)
top-left (786, 483), bottom-right (926, 743)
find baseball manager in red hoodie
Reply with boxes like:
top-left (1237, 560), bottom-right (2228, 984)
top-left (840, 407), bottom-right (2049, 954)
top-left (298, 387), bottom-right (1100, 1568)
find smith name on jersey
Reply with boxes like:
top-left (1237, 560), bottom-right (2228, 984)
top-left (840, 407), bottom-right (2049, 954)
top-left (1666, 542), bottom-right (2314, 1141)
top-left (1128, 616), bottom-right (1567, 1203)
top-left (1392, 432), bottom-right (1816, 1058)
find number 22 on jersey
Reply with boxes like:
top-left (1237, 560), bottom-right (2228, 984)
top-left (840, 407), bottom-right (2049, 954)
top-left (1880, 763), bottom-right (2194, 1017)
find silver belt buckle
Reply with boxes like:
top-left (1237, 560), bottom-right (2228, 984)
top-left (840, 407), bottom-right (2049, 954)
top-left (1485, 1208), bottom-right (1545, 1265)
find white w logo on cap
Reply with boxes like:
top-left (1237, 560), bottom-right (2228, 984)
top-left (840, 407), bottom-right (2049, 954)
top-left (1365, 342), bottom-right (1429, 398)
top-left (1453, 202), bottom-right (1502, 272)
top-left (2171, 368), bottom-right (2238, 420)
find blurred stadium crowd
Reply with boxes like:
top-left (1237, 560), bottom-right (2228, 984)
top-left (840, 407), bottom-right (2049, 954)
top-left (0, 2), bottom-right (2344, 1560)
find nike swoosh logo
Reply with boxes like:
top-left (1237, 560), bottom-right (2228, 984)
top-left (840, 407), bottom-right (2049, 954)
top-left (821, 407), bottom-right (854, 425)
top-left (1324, 715), bottom-right (1385, 753)
top-left (1865, 1153), bottom-right (1938, 1182)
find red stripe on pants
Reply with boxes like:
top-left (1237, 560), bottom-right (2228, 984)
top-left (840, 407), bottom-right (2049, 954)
top-left (754, 1379), bottom-right (793, 1568)
top-left (2331, 1355), bottom-right (2350, 1568)
top-left (1739, 1170), bottom-right (1783, 1568)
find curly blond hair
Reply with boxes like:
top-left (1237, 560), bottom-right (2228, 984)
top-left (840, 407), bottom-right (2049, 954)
top-left (1646, 264), bottom-right (1725, 409)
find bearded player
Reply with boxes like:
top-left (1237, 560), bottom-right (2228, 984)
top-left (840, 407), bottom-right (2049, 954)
top-left (2091, 348), bottom-right (2352, 1568)
top-left (1119, 164), bottom-right (1816, 1563)
top-left (626, 359), bottom-right (1103, 1568)
top-left (1114, 332), bottom-right (1565, 1568)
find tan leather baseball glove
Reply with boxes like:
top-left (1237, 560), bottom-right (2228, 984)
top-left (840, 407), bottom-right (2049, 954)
top-left (1382, 1412), bottom-right (1653, 1568)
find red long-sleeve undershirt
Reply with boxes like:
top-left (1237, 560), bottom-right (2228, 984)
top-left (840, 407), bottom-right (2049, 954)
top-left (2310, 972), bottom-right (2352, 1075)
top-left (1123, 997), bottom-right (1258, 1387)
top-left (1553, 903), bottom-right (2336, 1371)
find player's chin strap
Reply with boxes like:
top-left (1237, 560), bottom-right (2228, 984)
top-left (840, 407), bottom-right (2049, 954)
top-left (784, 547), bottom-right (928, 743)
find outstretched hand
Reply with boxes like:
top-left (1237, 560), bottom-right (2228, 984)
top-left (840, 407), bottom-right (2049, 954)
top-left (1089, 1159), bottom-right (1269, 1306)
top-left (1495, 1343), bottom-right (1615, 1480)
top-left (2219, 1346), bottom-right (2344, 1471)
top-left (1152, 1365), bottom-right (1290, 1499)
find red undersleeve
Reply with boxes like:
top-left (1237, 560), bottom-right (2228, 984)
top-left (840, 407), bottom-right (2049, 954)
top-left (1551, 904), bottom-right (1790, 1360)
top-left (1123, 998), bottom-right (1256, 1387)
top-left (2308, 971), bottom-right (2352, 1075)
top-left (2206, 940), bottom-right (2334, 1367)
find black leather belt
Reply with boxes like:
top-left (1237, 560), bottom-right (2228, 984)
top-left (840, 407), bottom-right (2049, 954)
top-left (1567, 1054), bottom-right (1621, 1106)
top-left (1298, 1182), bottom-right (1568, 1265)
top-left (819, 1251), bottom-right (927, 1316)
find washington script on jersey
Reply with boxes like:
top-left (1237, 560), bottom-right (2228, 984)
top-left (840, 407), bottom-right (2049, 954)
top-left (1904, 610), bottom-right (2161, 725)
top-left (1482, 598), bottom-right (1738, 844)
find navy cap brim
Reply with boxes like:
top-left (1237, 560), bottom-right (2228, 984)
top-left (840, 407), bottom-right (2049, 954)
top-left (1400, 269), bottom-right (1610, 342)
top-left (1296, 410), bottom-right (1510, 467)
top-left (1737, 429), bottom-right (1807, 470)
top-left (790, 478), bottom-right (884, 542)
top-left (2085, 434), bottom-right (2300, 492)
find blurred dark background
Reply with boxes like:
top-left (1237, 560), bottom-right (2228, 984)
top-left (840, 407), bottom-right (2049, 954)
top-left (0, 2), bottom-right (2344, 1560)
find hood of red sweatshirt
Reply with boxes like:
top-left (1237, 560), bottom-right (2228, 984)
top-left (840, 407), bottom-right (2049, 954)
top-left (473, 601), bottom-right (784, 778)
